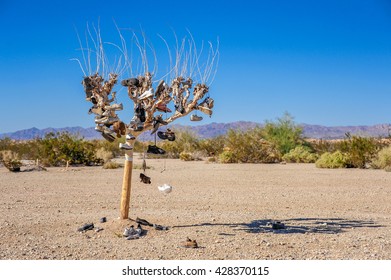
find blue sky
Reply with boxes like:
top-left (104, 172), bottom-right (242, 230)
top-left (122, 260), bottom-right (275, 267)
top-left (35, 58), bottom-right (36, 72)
top-left (1, 0), bottom-right (391, 133)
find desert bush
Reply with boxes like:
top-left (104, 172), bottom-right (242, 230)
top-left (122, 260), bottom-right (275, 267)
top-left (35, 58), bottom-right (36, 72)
top-left (315, 151), bottom-right (350, 168)
top-left (0, 150), bottom-right (22, 172)
top-left (95, 147), bottom-right (114, 163)
top-left (35, 132), bottom-right (100, 166)
top-left (198, 135), bottom-right (225, 156)
top-left (371, 146), bottom-right (391, 170)
top-left (103, 161), bottom-right (121, 169)
top-left (161, 129), bottom-right (200, 158)
top-left (262, 112), bottom-right (304, 155)
top-left (219, 149), bottom-right (236, 163)
top-left (221, 128), bottom-right (281, 163)
top-left (338, 136), bottom-right (379, 168)
top-left (179, 152), bottom-right (194, 161)
top-left (282, 145), bottom-right (318, 163)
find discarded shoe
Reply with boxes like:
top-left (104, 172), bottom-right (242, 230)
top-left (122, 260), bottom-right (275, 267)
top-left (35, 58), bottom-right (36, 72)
top-left (126, 133), bottom-right (136, 140)
top-left (158, 184), bottom-right (172, 194)
top-left (139, 88), bottom-right (154, 100)
top-left (153, 224), bottom-right (169, 231)
top-left (190, 114), bottom-right (203, 121)
top-left (197, 105), bottom-right (212, 116)
top-left (140, 173), bottom-right (151, 184)
top-left (95, 227), bottom-right (103, 233)
top-left (121, 78), bottom-right (139, 87)
top-left (154, 80), bottom-right (165, 98)
top-left (272, 221), bottom-right (286, 230)
top-left (100, 217), bottom-right (107, 223)
top-left (136, 217), bottom-right (153, 227)
top-left (119, 143), bottom-right (133, 150)
top-left (95, 116), bottom-right (119, 125)
top-left (147, 145), bottom-right (166, 155)
top-left (181, 238), bottom-right (198, 248)
top-left (100, 131), bottom-right (116, 142)
top-left (157, 129), bottom-right (175, 141)
top-left (156, 103), bottom-right (172, 113)
top-left (104, 103), bottom-right (123, 111)
top-left (78, 223), bottom-right (94, 232)
top-left (123, 225), bottom-right (137, 237)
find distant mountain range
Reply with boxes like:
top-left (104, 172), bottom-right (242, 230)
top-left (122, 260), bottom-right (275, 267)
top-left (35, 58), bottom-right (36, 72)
top-left (1, 122), bottom-right (391, 141)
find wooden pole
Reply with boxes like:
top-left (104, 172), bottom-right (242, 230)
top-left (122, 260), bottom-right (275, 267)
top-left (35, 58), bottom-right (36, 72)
top-left (120, 150), bottom-right (133, 219)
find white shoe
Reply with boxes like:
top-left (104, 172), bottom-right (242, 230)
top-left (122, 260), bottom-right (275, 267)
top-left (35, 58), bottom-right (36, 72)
top-left (158, 184), bottom-right (172, 194)
top-left (119, 143), bottom-right (133, 150)
top-left (138, 88), bottom-right (154, 100)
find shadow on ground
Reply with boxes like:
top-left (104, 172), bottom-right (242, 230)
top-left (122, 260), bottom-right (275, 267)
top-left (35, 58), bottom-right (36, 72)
top-left (174, 217), bottom-right (383, 235)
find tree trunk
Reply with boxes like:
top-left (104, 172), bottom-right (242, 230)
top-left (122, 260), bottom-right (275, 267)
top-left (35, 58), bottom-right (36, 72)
top-left (120, 150), bottom-right (133, 219)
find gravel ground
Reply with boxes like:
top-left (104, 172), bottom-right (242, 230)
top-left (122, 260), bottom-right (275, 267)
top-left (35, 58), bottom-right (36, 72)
top-left (1, 156), bottom-right (390, 260)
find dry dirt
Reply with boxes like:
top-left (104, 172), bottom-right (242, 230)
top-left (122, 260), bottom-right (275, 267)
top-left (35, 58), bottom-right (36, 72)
top-left (1, 156), bottom-right (391, 260)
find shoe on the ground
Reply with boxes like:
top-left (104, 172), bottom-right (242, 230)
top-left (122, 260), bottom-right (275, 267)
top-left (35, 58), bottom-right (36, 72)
top-left (119, 143), bottom-right (133, 150)
top-left (78, 223), bottom-right (94, 232)
top-left (147, 145), bottom-right (166, 155)
top-left (123, 225), bottom-right (137, 237)
top-left (190, 114), bottom-right (203, 121)
top-left (136, 217), bottom-right (153, 227)
top-left (121, 78), bottom-right (139, 87)
top-left (140, 173), bottom-right (151, 184)
top-left (105, 103), bottom-right (123, 111)
top-left (153, 224), bottom-right (169, 230)
top-left (181, 238), bottom-right (198, 248)
top-left (100, 217), bottom-right (107, 223)
top-left (138, 88), bottom-right (154, 100)
top-left (158, 184), bottom-right (172, 194)
top-left (272, 221), bottom-right (286, 230)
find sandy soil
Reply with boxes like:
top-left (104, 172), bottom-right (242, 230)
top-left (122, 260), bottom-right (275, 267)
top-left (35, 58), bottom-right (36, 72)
top-left (1, 156), bottom-right (391, 260)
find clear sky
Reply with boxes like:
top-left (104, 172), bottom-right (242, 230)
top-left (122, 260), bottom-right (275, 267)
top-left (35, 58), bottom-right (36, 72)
top-left (1, 0), bottom-right (391, 133)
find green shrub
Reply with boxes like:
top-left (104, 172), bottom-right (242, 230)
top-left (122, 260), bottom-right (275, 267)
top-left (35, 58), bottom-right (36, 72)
top-left (315, 151), bottom-right (350, 168)
top-left (262, 112), bottom-right (304, 156)
top-left (219, 150), bottom-right (236, 163)
top-left (282, 146), bottom-right (318, 163)
top-left (371, 146), bottom-right (391, 170)
top-left (338, 136), bottom-right (379, 168)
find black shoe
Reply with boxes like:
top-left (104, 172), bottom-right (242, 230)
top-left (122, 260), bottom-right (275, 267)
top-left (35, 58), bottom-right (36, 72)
top-left (78, 223), bottom-right (94, 232)
top-left (121, 78), bottom-right (139, 87)
top-left (140, 173), bottom-right (151, 184)
top-left (157, 130), bottom-right (175, 141)
top-left (99, 217), bottom-right (107, 223)
top-left (136, 217), bottom-right (153, 227)
top-left (147, 145), bottom-right (166, 155)
top-left (153, 224), bottom-right (169, 230)
top-left (272, 221), bottom-right (285, 230)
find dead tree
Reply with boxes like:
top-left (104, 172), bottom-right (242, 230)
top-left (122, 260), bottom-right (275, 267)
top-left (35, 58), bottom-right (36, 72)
top-left (75, 24), bottom-right (219, 219)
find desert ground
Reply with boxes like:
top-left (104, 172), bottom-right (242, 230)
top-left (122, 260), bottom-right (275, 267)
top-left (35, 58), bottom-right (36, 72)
top-left (1, 155), bottom-right (390, 260)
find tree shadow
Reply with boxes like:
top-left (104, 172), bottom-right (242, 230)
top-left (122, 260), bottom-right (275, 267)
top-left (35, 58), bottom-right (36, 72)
top-left (174, 217), bottom-right (383, 235)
